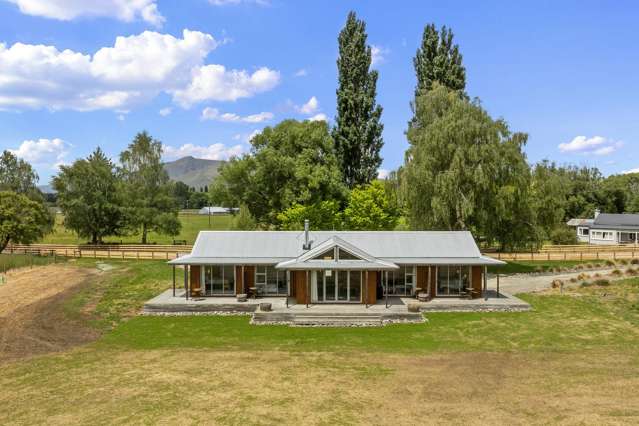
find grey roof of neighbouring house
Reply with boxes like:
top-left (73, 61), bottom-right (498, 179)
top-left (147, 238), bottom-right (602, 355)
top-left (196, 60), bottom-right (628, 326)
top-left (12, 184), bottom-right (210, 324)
top-left (168, 230), bottom-right (505, 266)
top-left (589, 213), bottom-right (639, 230)
top-left (566, 218), bottom-right (594, 227)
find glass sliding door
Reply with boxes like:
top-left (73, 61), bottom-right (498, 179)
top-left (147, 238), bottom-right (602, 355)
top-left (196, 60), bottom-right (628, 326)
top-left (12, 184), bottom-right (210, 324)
top-left (383, 266), bottom-right (416, 296)
top-left (436, 266), bottom-right (470, 296)
top-left (202, 265), bottom-right (235, 295)
top-left (313, 270), bottom-right (362, 303)
top-left (255, 266), bottom-right (289, 296)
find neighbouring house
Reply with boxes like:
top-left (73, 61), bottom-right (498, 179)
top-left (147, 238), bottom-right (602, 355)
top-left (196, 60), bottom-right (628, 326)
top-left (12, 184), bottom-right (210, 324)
top-left (198, 206), bottom-right (239, 215)
top-left (567, 210), bottom-right (639, 245)
top-left (168, 223), bottom-right (504, 304)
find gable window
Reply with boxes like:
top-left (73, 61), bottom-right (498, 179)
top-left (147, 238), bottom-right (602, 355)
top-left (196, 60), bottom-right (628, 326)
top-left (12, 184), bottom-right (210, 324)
top-left (313, 248), bottom-right (335, 260)
top-left (338, 248), bottom-right (360, 260)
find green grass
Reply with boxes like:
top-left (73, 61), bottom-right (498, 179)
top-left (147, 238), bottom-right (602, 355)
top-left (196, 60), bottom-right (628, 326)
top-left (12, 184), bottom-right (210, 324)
top-left (40, 213), bottom-right (234, 245)
top-left (0, 253), bottom-right (64, 273)
top-left (57, 259), bottom-right (639, 354)
top-left (488, 259), bottom-right (603, 275)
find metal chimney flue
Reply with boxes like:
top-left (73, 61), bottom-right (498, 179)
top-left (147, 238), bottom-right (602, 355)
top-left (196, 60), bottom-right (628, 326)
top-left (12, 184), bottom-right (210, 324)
top-left (303, 219), bottom-right (312, 250)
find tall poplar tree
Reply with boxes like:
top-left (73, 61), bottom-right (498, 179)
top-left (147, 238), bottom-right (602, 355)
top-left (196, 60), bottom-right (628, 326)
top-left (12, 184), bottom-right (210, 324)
top-left (332, 11), bottom-right (384, 188)
top-left (413, 24), bottom-right (466, 97)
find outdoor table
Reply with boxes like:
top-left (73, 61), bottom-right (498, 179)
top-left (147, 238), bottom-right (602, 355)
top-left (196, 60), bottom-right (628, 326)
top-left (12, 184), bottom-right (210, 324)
top-left (249, 286), bottom-right (258, 299)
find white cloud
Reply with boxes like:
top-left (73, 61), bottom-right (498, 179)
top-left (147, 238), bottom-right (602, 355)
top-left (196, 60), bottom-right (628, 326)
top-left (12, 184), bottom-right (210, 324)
top-left (172, 65), bottom-right (280, 107)
top-left (294, 68), bottom-right (308, 77)
top-left (558, 135), bottom-right (622, 156)
top-left (371, 45), bottom-right (389, 66)
top-left (377, 169), bottom-right (390, 179)
top-left (0, 30), bottom-right (280, 111)
top-left (7, 0), bottom-right (165, 26)
top-left (117, 113), bottom-right (125, 121)
top-left (246, 129), bottom-right (261, 143)
top-left (622, 167), bottom-right (639, 174)
top-left (9, 138), bottom-right (70, 169)
top-left (201, 107), bottom-right (273, 123)
top-left (162, 143), bottom-right (244, 161)
top-left (298, 96), bottom-right (319, 115)
top-left (159, 107), bottom-right (172, 116)
top-left (308, 113), bottom-right (327, 122)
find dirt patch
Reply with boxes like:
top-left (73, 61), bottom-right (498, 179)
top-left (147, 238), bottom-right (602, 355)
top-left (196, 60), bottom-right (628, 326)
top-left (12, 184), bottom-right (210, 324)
top-left (0, 265), bottom-right (101, 362)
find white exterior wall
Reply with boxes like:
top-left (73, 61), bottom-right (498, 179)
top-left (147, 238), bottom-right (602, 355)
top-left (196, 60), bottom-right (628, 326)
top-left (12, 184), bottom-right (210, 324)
top-left (588, 229), bottom-right (618, 245)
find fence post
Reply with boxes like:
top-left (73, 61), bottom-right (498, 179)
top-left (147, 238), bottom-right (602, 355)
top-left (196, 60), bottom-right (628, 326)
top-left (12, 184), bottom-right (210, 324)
top-left (547, 252), bottom-right (550, 261)
top-left (614, 251), bottom-right (616, 261)
top-left (564, 252), bottom-right (566, 261)
top-left (580, 252), bottom-right (583, 261)
top-left (137, 251), bottom-right (139, 260)
top-left (108, 248), bottom-right (111, 259)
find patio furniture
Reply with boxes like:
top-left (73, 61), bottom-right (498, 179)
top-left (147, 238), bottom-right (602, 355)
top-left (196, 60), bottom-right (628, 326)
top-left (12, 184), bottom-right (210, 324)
top-left (259, 302), bottom-right (272, 312)
top-left (414, 287), bottom-right (423, 298)
top-left (236, 293), bottom-right (247, 302)
top-left (407, 302), bottom-right (421, 312)
top-left (417, 292), bottom-right (430, 302)
top-left (249, 286), bottom-right (258, 299)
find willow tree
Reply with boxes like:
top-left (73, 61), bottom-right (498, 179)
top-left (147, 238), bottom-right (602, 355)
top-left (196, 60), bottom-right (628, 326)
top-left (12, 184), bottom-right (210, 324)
top-left (332, 11), bottom-right (384, 188)
top-left (401, 84), bottom-right (535, 250)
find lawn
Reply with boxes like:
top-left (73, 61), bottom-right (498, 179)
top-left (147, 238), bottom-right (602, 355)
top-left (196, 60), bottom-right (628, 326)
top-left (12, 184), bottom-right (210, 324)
top-left (40, 213), bottom-right (234, 245)
top-left (1, 259), bottom-right (639, 424)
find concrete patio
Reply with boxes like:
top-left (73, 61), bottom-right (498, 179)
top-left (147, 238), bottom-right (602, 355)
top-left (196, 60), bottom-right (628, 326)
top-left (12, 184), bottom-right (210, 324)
top-left (143, 289), bottom-right (530, 325)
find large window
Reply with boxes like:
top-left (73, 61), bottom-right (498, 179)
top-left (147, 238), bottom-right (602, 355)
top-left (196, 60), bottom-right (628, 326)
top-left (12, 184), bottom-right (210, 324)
top-left (202, 265), bottom-right (235, 295)
top-left (255, 266), bottom-right (288, 296)
top-left (436, 266), bottom-right (471, 296)
top-left (383, 266), bottom-right (416, 296)
top-left (592, 231), bottom-right (614, 241)
top-left (578, 227), bottom-right (589, 236)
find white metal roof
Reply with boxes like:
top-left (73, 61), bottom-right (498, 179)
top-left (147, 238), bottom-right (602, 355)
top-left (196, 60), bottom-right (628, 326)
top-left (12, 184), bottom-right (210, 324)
top-left (168, 230), bottom-right (505, 266)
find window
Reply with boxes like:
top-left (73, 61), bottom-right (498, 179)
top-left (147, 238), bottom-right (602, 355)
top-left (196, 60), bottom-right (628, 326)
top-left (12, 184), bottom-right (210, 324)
top-left (203, 265), bottom-right (235, 295)
top-left (436, 266), bottom-right (471, 296)
top-left (338, 248), bottom-right (360, 260)
top-left (578, 227), bottom-right (589, 236)
top-left (255, 266), bottom-right (288, 295)
top-left (313, 248), bottom-right (335, 260)
top-left (592, 231), bottom-right (614, 241)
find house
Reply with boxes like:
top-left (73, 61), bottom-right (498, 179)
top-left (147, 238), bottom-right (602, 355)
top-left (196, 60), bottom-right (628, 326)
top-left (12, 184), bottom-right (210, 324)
top-left (567, 210), bottom-right (639, 245)
top-left (198, 206), bottom-right (239, 215)
top-left (168, 223), bottom-right (505, 305)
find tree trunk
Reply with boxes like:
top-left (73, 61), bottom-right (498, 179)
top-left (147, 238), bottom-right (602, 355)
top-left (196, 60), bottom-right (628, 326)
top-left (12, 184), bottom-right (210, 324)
top-left (141, 224), bottom-right (148, 245)
top-left (0, 236), bottom-right (10, 254)
top-left (91, 233), bottom-right (98, 245)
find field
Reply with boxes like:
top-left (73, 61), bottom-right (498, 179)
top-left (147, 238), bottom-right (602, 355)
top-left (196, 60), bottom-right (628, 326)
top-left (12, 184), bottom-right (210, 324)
top-left (0, 253), bottom-right (63, 272)
top-left (1, 259), bottom-right (639, 424)
top-left (41, 213), bottom-right (234, 245)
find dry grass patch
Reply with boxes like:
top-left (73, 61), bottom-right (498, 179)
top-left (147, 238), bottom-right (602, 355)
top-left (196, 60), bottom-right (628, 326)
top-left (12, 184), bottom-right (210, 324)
top-left (1, 349), bottom-right (638, 425)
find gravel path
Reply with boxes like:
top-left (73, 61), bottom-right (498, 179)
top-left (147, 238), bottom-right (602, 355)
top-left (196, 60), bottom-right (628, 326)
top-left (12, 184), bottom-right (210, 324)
top-left (489, 267), bottom-right (629, 295)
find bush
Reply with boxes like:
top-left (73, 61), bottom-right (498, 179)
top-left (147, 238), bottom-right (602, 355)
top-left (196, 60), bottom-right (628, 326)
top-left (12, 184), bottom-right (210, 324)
top-left (618, 259), bottom-right (629, 265)
top-left (610, 269), bottom-right (622, 276)
top-left (551, 279), bottom-right (563, 288)
top-left (577, 273), bottom-right (590, 281)
top-left (605, 260), bottom-right (616, 266)
top-left (593, 273), bottom-right (602, 278)
top-left (549, 226), bottom-right (578, 245)
top-left (626, 268), bottom-right (638, 276)
top-left (630, 258), bottom-right (639, 265)
top-left (593, 279), bottom-right (610, 286)
top-left (585, 263), bottom-right (595, 269)
top-left (569, 277), bottom-right (578, 283)
top-left (580, 281), bottom-right (592, 287)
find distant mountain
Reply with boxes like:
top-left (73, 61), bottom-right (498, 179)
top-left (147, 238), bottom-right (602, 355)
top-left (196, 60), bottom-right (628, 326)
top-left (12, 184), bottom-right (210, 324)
top-left (163, 156), bottom-right (226, 189)
top-left (38, 184), bottom-right (56, 194)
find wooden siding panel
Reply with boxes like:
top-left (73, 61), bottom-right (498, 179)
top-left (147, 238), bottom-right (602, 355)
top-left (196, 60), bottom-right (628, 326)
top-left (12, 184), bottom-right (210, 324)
top-left (429, 266), bottom-right (437, 296)
top-left (235, 266), bottom-right (244, 295)
top-left (293, 271), bottom-right (308, 304)
top-left (366, 271), bottom-right (377, 305)
top-left (416, 266), bottom-right (427, 295)
top-left (472, 266), bottom-right (482, 298)
top-left (190, 265), bottom-right (201, 296)
top-left (244, 266), bottom-right (255, 292)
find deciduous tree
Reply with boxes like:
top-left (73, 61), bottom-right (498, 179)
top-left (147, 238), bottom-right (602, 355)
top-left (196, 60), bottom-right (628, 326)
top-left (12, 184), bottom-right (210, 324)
top-left (0, 191), bottom-right (52, 252)
top-left (119, 131), bottom-right (181, 244)
top-left (343, 181), bottom-right (398, 230)
top-left (53, 148), bottom-right (124, 244)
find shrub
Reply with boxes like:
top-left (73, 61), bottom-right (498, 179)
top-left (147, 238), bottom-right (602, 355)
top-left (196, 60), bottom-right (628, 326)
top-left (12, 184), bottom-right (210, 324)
top-left (618, 259), bottom-right (629, 265)
top-left (577, 273), bottom-right (590, 281)
top-left (569, 277), bottom-right (578, 283)
top-left (551, 279), bottom-right (564, 289)
top-left (580, 281), bottom-right (592, 287)
top-left (585, 263), bottom-right (595, 269)
top-left (610, 269), bottom-right (622, 276)
top-left (576, 264), bottom-right (584, 270)
top-left (605, 260), bottom-right (616, 266)
top-left (550, 226), bottom-right (578, 245)
top-left (630, 258), bottom-right (639, 265)
top-left (593, 279), bottom-right (610, 286)
top-left (593, 273), bottom-right (602, 278)
top-left (626, 268), bottom-right (638, 276)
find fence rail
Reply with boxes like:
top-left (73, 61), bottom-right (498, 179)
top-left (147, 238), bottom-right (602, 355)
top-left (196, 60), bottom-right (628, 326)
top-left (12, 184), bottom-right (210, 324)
top-left (3, 244), bottom-right (191, 260)
top-left (3, 243), bottom-right (639, 263)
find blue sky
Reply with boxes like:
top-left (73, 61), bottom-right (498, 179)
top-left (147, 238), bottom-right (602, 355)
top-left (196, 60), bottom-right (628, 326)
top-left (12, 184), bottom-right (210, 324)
top-left (1, 0), bottom-right (638, 184)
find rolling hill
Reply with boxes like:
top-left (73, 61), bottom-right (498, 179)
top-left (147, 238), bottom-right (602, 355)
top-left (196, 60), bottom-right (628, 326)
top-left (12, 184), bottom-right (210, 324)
top-left (163, 156), bottom-right (226, 189)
